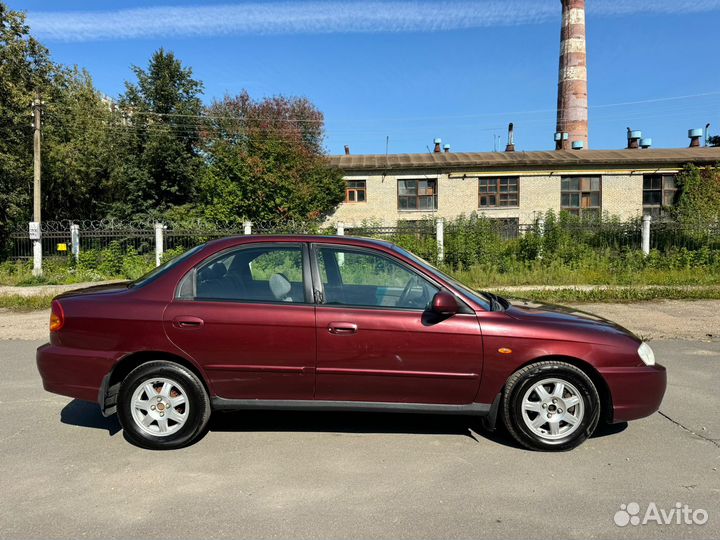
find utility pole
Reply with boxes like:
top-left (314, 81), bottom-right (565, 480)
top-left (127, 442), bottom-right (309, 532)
top-left (31, 92), bottom-right (43, 276)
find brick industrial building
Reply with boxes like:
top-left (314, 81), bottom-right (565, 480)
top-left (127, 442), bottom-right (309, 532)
top-left (327, 146), bottom-right (720, 226)
top-left (326, 0), bottom-right (719, 226)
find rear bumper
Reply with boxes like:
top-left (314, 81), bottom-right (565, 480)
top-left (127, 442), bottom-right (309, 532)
top-left (598, 363), bottom-right (667, 423)
top-left (36, 343), bottom-right (116, 404)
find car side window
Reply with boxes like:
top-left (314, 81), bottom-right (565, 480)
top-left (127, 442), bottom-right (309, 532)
top-left (317, 247), bottom-right (438, 309)
top-left (187, 246), bottom-right (306, 303)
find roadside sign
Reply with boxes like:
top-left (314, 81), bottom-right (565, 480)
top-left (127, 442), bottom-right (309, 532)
top-left (29, 222), bottom-right (41, 240)
top-left (57, 243), bottom-right (67, 252)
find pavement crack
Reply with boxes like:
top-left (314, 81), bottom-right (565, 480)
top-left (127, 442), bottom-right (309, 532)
top-left (658, 411), bottom-right (720, 448)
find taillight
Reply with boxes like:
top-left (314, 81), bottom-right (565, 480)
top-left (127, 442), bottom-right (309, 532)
top-left (50, 300), bottom-right (64, 332)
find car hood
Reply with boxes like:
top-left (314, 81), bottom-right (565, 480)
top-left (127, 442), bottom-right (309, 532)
top-left (504, 298), bottom-right (638, 339)
top-left (55, 281), bottom-right (132, 299)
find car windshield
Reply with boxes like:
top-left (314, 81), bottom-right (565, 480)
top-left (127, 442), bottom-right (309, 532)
top-left (130, 244), bottom-right (205, 289)
top-left (391, 245), bottom-right (505, 311)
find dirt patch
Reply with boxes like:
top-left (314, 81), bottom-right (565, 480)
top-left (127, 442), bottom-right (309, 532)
top-left (571, 300), bottom-right (719, 342)
top-left (0, 309), bottom-right (50, 341)
top-left (0, 300), bottom-right (718, 342)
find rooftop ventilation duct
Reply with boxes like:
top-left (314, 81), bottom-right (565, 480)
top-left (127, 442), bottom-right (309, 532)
top-left (505, 123), bottom-right (516, 152)
top-left (689, 128), bottom-right (703, 148)
top-left (627, 129), bottom-right (642, 149)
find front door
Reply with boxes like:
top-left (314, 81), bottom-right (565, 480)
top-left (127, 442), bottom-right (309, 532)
top-left (312, 245), bottom-right (483, 405)
top-left (164, 242), bottom-right (316, 400)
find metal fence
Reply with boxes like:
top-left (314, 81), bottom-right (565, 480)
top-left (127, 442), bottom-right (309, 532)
top-left (6, 217), bottom-right (720, 268)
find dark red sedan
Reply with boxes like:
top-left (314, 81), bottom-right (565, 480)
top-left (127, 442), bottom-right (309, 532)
top-left (37, 236), bottom-right (666, 451)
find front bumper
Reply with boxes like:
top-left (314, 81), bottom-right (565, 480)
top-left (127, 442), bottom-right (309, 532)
top-left (598, 363), bottom-right (667, 423)
top-left (36, 343), bottom-right (116, 403)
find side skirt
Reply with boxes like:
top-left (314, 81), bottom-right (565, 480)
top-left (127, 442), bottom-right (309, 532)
top-left (211, 398), bottom-right (491, 416)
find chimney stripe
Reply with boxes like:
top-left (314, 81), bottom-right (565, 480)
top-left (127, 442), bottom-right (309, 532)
top-left (559, 66), bottom-right (587, 82)
top-left (564, 8), bottom-right (585, 25)
top-left (560, 37), bottom-right (586, 54)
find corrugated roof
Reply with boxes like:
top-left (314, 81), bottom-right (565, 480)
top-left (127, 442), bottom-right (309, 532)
top-left (329, 147), bottom-right (720, 171)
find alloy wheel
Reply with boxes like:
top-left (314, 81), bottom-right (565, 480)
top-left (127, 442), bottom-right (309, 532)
top-left (520, 378), bottom-right (585, 441)
top-left (130, 377), bottom-right (190, 437)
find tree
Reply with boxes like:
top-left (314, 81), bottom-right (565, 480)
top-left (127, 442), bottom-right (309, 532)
top-left (107, 49), bottom-right (204, 219)
top-left (0, 2), bottom-right (120, 259)
top-left (709, 135), bottom-right (720, 147)
top-left (42, 67), bottom-right (116, 221)
top-left (198, 91), bottom-right (345, 224)
top-left (0, 2), bottom-right (58, 254)
top-left (674, 164), bottom-right (720, 226)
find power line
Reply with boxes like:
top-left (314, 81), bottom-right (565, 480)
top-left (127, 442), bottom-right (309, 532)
top-left (39, 89), bottom-right (720, 125)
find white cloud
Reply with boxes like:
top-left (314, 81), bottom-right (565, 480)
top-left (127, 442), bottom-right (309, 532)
top-left (26, 0), bottom-right (720, 42)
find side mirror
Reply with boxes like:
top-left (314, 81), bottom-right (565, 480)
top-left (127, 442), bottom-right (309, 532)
top-left (431, 291), bottom-right (459, 316)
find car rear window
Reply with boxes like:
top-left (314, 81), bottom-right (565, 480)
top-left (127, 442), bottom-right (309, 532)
top-left (130, 244), bottom-right (205, 289)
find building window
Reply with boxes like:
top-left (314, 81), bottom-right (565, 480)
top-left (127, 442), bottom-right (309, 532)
top-left (398, 179), bottom-right (438, 211)
top-left (490, 218), bottom-right (520, 240)
top-left (643, 174), bottom-right (678, 219)
top-left (479, 177), bottom-right (519, 207)
top-left (345, 180), bottom-right (366, 203)
top-left (561, 176), bottom-right (601, 217)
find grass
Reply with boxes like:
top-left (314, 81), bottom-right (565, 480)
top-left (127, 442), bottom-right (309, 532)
top-left (492, 285), bottom-right (720, 304)
top-left (0, 294), bottom-right (56, 311)
top-left (1, 285), bottom-right (719, 312)
top-left (450, 261), bottom-right (720, 287)
top-left (1, 238), bottom-right (719, 309)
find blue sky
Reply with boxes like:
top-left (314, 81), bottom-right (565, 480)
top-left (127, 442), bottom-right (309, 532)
top-left (11, 0), bottom-right (720, 155)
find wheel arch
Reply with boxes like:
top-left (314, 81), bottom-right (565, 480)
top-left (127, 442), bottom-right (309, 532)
top-left (100, 350), bottom-right (213, 416)
top-left (511, 355), bottom-right (613, 424)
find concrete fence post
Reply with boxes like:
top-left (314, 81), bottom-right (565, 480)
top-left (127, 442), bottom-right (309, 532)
top-left (154, 222), bottom-right (164, 267)
top-left (642, 214), bottom-right (651, 255)
top-left (70, 223), bottom-right (80, 263)
top-left (335, 222), bottom-right (346, 266)
top-left (243, 221), bottom-right (253, 235)
top-left (29, 221), bottom-right (42, 276)
top-left (436, 218), bottom-right (445, 263)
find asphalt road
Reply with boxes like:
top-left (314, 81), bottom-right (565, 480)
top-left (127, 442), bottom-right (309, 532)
top-left (0, 339), bottom-right (718, 540)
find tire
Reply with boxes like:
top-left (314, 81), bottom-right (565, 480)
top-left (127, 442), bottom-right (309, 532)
top-left (502, 361), bottom-right (600, 451)
top-left (117, 361), bottom-right (211, 450)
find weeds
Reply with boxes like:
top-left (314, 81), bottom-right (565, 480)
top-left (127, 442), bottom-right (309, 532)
top-left (493, 286), bottom-right (720, 304)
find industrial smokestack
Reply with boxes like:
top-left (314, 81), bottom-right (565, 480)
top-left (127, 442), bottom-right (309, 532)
top-left (555, 0), bottom-right (588, 150)
top-left (505, 123), bottom-right (516, 152)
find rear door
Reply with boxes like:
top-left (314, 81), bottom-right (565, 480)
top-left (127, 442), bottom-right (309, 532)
top-left (164, 242), bottom-right (316, 400)
top-left (312, 244), bottom-right (483, 405)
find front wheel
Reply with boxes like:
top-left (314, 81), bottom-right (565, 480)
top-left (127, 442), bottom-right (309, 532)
top-left (502, 361), bottom-right (600, 451)
top-left (117, 361), bottom-right (211, 450)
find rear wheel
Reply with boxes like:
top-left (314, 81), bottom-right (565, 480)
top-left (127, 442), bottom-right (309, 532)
top-left (502, 361), bottom-right (600, 451)
top-left (117, 361), bottom-right (211, 450)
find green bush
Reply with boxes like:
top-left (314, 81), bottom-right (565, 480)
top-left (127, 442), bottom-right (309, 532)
top-left (2, 211), bottom-right (719, 289)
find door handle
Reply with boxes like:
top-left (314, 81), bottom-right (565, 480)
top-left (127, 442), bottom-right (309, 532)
top-left (328, 322), bottom-right (358, 335)
top-left (173, 316), bottom-right (204, 329)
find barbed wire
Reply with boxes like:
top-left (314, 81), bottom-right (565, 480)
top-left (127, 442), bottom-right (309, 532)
top-left (11, 218), bottom-right (334, 233)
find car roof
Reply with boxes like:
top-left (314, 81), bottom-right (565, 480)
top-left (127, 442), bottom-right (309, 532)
top-left (204, 234), bottom-right (396, 251)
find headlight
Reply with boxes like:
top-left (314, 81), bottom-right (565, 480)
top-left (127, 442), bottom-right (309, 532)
top-left (638, 342), bottom-right (655, 366)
